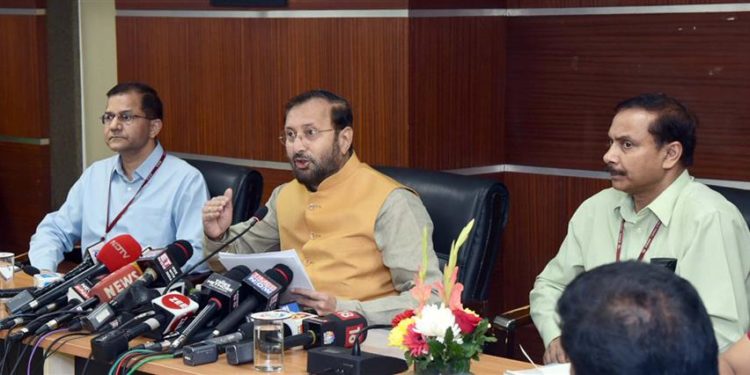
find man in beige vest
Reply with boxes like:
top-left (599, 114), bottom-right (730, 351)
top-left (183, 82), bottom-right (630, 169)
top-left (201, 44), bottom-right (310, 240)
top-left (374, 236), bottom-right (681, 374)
top-left (202, 90), bottom-right (442, 324)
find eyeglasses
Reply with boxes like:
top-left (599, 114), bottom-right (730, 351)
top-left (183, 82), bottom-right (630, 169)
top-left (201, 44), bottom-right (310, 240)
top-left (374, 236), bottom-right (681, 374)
top-left (279, 128), bottom-right (335, 145)
top-left (100, 112), bottom-right (153, 125)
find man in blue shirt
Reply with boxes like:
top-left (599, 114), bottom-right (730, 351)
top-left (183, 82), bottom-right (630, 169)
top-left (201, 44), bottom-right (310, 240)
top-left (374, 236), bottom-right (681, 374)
top-left (29, 82), bottom-right (209, 272)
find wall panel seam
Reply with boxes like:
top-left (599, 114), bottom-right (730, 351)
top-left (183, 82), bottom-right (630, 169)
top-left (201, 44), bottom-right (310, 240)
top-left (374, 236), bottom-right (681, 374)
top-left (116, 4), bottom-right (750, 19)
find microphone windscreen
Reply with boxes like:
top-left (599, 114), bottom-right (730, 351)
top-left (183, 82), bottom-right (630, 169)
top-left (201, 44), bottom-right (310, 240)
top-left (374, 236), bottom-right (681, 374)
top-left (224, 265), bottom-right (251, 282)
top-left (326, 311), bottom-right (368, 348)
top-left (166, 240), bottom-right (193, 267)
top-left (98, 234), bottom-right (142, 272)
top-left (267, 264), bottom-right (293, 290)
top-left (152, 292), bottom-right (200, 334)
top-left (253, 206), bottom-right (269, 221)
top-left (90, 263), bottom-right (144, 303)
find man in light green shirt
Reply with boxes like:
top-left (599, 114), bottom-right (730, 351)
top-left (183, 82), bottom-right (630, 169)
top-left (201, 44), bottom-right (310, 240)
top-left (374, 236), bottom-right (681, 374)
top-left (530, 93), bottom-right (750, 363)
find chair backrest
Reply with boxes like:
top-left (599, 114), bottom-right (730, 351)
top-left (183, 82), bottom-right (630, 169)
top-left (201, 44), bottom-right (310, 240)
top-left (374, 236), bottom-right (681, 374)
top-left (707, 184), bottom-right (750, 229)
top-left (375, 166), bottom-right (510, 302)
top-left (184, 158), bottom-right (264, 224)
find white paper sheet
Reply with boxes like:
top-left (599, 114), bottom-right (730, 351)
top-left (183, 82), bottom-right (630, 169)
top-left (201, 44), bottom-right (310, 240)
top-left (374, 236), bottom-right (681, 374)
top-left (218, 249), bottom-right (315, 304)
top-left (505, 363), bottom-right (570, 375)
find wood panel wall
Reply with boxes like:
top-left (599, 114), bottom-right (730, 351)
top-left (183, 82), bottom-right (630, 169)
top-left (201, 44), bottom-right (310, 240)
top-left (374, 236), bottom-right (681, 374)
top-left (0, 14), bottom-right (47, 138)
top-left (409, 16), bottom-right (506, 169)
top-left (0, 5), bottom-right (49, 254)
top-left (0, 143), bottom-right (51, 252)
top-left (1, 0), bottom-right (45, 7)
top-left (506, 12), bottom-right (750, 179)
top-left (115, 0), bottom-right (507, 10)
top-left (117, 16), bottom-right (410, 167)
top-left (111, 1), bottom-right (750, 361)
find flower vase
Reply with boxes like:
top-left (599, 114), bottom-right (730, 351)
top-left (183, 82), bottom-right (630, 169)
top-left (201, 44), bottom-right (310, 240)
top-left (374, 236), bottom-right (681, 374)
top-left (414, 358), bottom-right (472, 375)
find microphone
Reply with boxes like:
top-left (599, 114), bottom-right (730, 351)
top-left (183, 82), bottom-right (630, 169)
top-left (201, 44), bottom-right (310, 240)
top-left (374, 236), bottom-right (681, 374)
top-left (80, 240), bottom-right (193, 332)
top-left (181, 322), bottom-right (255, 366)
top-left (210, 264), bottom-right (293, 337)
top-left (304, 316), bottom-right (407, 375)
top-left (137, 240), bottom-right (193, 286)
top-left (91, 292), bottom-right (198, 362)
top-left (170, 206), bottom-right (269, 286)
top-left (169, 265), bottom-right (251, 349)
top-left (284, 311), bottom-right (368, 350)
top-left (4, 276), bottom-right (95, 339)
top-left (5, 266), bottom-right (88, 314)
top-left (5, 241), bottom-right (108, 314)
top-left (89, 262), bottom-right (144, 301)
top-left (8, 300), bottom-right (94, 341)
top-left (15, 234), bottom-right (141, 314)
top-left (81, 309), bottom-right (156, 335)
top-left (34, 263), bottom-right (145, 335)
top-left (117, 240), bottom-right (193, 302)
top-left (0, 294), bottom-right (68, 330)
top-left (0, 287), bottom-right (35, 299)
top-left (81, 282), bottom-right (160, 333)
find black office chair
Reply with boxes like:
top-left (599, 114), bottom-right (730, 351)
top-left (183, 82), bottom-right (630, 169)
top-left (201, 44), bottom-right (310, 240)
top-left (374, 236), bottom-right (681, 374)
top-left (184, 158), bottom-right (264, 224)
top-left (375, 166), bottom-right (510, 313)
top-left (708, 184), bottom-right (750, 229)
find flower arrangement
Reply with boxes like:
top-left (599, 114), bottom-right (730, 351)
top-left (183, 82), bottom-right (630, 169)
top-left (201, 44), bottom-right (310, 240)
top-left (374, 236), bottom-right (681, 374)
top-left (388, 220), bottom-right (496, 374)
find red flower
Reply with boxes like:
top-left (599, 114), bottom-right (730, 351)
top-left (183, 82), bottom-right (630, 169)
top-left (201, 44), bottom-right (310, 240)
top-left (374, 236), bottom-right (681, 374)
top-left (392, 309), bottom-right (415, 327)
top-left (403, 323), bottom-right (429, 357)
top-left (453, 308), bottom-right (482, 334)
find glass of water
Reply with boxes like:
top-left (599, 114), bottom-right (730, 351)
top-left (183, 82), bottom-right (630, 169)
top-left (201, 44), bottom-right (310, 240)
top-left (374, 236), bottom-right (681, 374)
top-left (0, 252), bottom-right (14, 281)
top-left (251, 310), bottom-right (292, 372)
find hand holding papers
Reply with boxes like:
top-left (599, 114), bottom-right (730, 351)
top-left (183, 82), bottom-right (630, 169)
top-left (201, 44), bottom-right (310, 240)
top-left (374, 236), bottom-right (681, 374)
top-left (219, 249), bottom-right (315, 304)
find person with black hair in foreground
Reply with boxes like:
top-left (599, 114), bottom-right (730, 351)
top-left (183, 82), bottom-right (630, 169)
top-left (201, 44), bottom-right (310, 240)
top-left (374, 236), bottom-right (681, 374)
top-left (559, 261), bottom-right (718, 375)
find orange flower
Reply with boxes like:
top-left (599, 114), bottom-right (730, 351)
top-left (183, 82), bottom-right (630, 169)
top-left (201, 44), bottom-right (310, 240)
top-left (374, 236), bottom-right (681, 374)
top-left (441, 220), bottom-right (474, 306)
top-left (411, 226), bottom-right (433, 312)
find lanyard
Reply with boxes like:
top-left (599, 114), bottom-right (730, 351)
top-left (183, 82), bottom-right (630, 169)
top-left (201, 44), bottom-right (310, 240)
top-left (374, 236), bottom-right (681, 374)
top-left (103, 151), bottom-right (166, 240)
top-left (615, 218), bottom-right (662, 262)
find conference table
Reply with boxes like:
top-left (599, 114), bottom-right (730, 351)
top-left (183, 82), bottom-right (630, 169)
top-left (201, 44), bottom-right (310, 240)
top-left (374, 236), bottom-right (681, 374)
top-left (1, 274), bottom-right (535, 374)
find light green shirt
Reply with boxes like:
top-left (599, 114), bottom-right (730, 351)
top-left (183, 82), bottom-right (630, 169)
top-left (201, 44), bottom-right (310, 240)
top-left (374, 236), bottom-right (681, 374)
top-left (530, 170), bottom-right (750, 351)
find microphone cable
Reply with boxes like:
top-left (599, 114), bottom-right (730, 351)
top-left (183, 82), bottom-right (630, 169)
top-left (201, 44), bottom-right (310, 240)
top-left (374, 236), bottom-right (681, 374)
top-left (7, 326), bottom-right (52, 375)
top-left (40, 331), bottom-right (89, 371)
top-left (0, 306), bottom-right (85, 373)
top-left (110, 348), bottom-right (179, 375)
top-left (26, 327), bottom-right (68, 375)
top-left (0, 325), bottom-right (19, 375)
top-left (6, 308), bottom-right (92, 375)
top-left (124, 352), bottom-right (175, 375)
top-left (351, 324), bottom-right (392, 356)
top-left (110, 349), bottom-right (156, 375)
top-left (163, 206), bottom-right (268, 293)
top-left (6, 308), bottom-right (89, 342)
